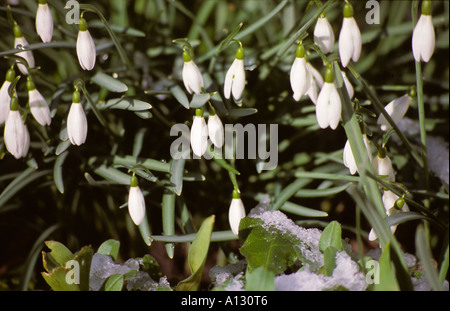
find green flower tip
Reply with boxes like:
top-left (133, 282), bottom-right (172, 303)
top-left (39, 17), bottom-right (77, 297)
top-left (232, 189), bottom-right (241, 199)
top-left (209, 106), bottom-right (216, 116)
top-left (72, 90), bottom-right (81, 103)
top-left (182, 49), bottom-right (192, 62)
top-left (395, 197), bottom-right (405, 210)
top-left (79, 17), bottom-right (88, 31)
top-left (26, 77), bottom-right (36, 91)
top-left (236, 46), bottom-right (244, 60)
top-left (325, 66), bottom-right (334, 83)
top-left (378, 147), bottom-right (387, 159)
top-left (10, 96), bottom-right (19, 111)
top-left (13, 23), bottom-right (22, 38)
top-left (343, 2), bottom-right (354, 18)
top-left (422, 0), bottom-right (432, 16)
top-left (195, 108), bottom-right (203, 117)
top-left (5, 68), bottom-right (15, 82)
top-left (295, 44), bottom-right (305, 58)
top-left (130, 174), bottom-right (138, 187)
top-left (38, 0), bottom-right (47, 4)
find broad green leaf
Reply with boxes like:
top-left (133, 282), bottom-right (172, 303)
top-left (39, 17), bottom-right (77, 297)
top-left (105, 274), bottom-right (124, 291)
top-left (176, 215), bottom-right (215, 291)
top-left (318, 246), bottom-right (338, 276)
top-left (319, 221), bottom-right (343, 253)
top-left (140, 254), bottom-right (162, 281)
top-left (373, 241), bottom-right (399, 291)
top-left (189, 93), bottom-right (211, 109)
top-left (44, 241), bottom-right (74, 267)
top-left (91, 72), bottom-right (128, 93)
top-left (170, 85), bottom-right (190, 109)
top-left (245, 266), bottom-right (275, 291)
top-left (97, 239), bottom-right (120, 261)
top-left (42, 268), bottom-right (80, 291)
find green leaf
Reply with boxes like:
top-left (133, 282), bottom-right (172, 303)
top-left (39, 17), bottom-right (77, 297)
top-left (245, 266), bottom-right (275, 291)
top-left (227, 108), bottom-right (258, 118)
top-left (217, 22), bottom-right (243, 52)
top-left (176, 215), bottom-right (215, 291)
top-left (271, 178), bottom-right (312, 211)
top-left (162, 189), bottom-right (176, 259)
top-left (373, 241), bottom-right (400, 291)
top-left (189, 93), bottom-right (211, 109)
top-left (319, 221), bottom-right (343, 253)
top-left (169, 158), bottom-right (186, 196)
top-left (415, 224), bottom-right (442, 291)
top-left (170, 85), bottom-right (190, 109)
top-left (295, 183), bottom-right (350, 198)
top-left (97, 239), bottom-right (120, 261)
top-left (98, 97), bottom-right (152, 111)
top-left (138, 216), bottom-right (152, 246)
top-left (280, 201), bottom-right (328, 217)
top-left (44, 241), bottom-right (74, 267)
top-left (91, 72), bottom-right (128, 93)
top-left (54, 151), bottom-right (69, 194)
top-left (104, 274), bottom-right (124, 291)
top-left (318, 246), bottom-right (338, 276)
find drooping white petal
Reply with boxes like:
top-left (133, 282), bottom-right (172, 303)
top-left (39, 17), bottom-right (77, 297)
top-left (190, 115), bottom-right (208, 157)
top-left (224, 58), bottom-right (245, 101)
top-left (377, 94), bottom-right (412, 131)
top-left (338, 17), bottom-right (361, 68)
top-left (4, 110), bottom-right (26, 159)
top-left (306, 63), bottom-right (324, 105)
top-left (128, 186), bottom-right (146, 226)
top-left (372, 154), bottom-right (395, 182)
top-left (343, 140), bottom-right (358, 175)
top-left (412, 15), bottom-right (435, 62)
top-left (182, 60), bottom-right (204, 95)
top-left (67, 102), bottom-right (88, 146)
top-left (290, 57), bottom-right (311, 101)
top-left (29, 89), bottom-right (51, 126)
top-left (0, 81), bottom-right (12, 124)
top-left (316, 82), bottom-right (341, 129)
top-left (208, 114), bottom-right (224, 148)
top-left (228, 198), bottom-right (246, 235)
top-left (328, 85), bottom-right (342, 130)
top-left (36, 3), bottom-right (53, 43)
top-left (314, 16), bottom-right (335, 54)
top-left (341, 71), bottom-right (354, 99)
top-left (76, 30), bottom-right (96, 71)
top-left (14, 37), bottom-right (35, 75)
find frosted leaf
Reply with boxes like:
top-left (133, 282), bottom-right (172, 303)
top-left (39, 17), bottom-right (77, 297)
top-left (210, 260), bottom-right (246, 291)
top-left (126, 271), bottom-right (156, 291)
top-left (89, 253), bottom-right (136, 291)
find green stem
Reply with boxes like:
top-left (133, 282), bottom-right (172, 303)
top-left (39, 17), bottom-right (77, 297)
top-left (415, 59), bottom-right (429, 189)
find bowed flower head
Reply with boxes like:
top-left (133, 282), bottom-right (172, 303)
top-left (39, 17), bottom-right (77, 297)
top-left (4, 96), bottom-right (29, 159)
top-left (182, 49), bottom-right (204, 95)
top-left (207, 108), bottom-right (224, 148)
top-left (228, 189), bottom-right (246, 235)
top-left (316, 67), bottom-right (341, 130)
top-left (290, 44), bottom-right (311, 102)
top-left (412, 0), bottom-right (435, 63)
top-left (67, 90), bottom-right (88, 146)
top-left (13, 23), bottom-right (35, 75)
top-left (224, 46), bottom-right (246, 102)
top-left (36, 0), bottom-right (54, 43)
top-left (76, 17), bottom-right (96, 71)
top-left (372, 147), bottom-right (395, 182)
top-left (190, 108), bottom-right (208, 157)
top-left (314, 14), bottom-right (335, 54)
top-left (128, 175), bottom-right (146, 226)
top-left (27, 77), bottom-right (51, 126)
top-left (377, 94), bottom-right (412, 131)
top-left (0, 68), bottom-right (16, 124)
top-left (343, 134), bottom-right (372, 175)
top-left (338, 2), bottom-right (362, 68)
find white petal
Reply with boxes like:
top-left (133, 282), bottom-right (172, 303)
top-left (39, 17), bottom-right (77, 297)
top-left (67, 102), bottom-right (88, 146)
top-left (343, 140), bottom-right (358, 175)
top-left (339, 18), bottom-right (354, 68)
top-left (229, 198), bottom-right (246, 235)
top-left (231, 59), bottom-right (246, 101)
top-left (36, 3), bottom-right (53, 43)
top-left (377, 95), bottom-right (411, 131)
top-left (314, 16), bottom-right (335, 54)
top-left (14, 37), bottom-right (35, 75)
top-left (208, 114), bottom-right (224, 148)
top-left (316, 82), bottom-right (333, 129)
top-left (307, 63), bottom-right (324, 88)
top-left (290, 57), bottom-right (311, 101)
top-left (368, 228), bottom-right (378, 241)
top-left (341, 71), bottom-right (354, 99)
top-left (183, 61), bottom-right (204, 95)
top-left (382, 190), bottom-right (398, 214)
top-left (76, 30), bottom-right (96, 71)
top-left (372, 155), bottom-right (395, 182)
top-left (128, 186), bottom-right (146, 225)
top-left (22, 125), bottom-right (30, 157)
top-left (349, 17), bottom-right (362, 62)
top-left (4, 110), bottom-right (26, 159)
top-left (412, 15), bottom-right (435, 62)
top-left (190, 116), bottom-right (208, 157)
top-left (328, 84), bottom-right (342, 130)
top-left (0, 81), bottom-right (12, 124)
top-left (29, 89), bottom-right (51, 126)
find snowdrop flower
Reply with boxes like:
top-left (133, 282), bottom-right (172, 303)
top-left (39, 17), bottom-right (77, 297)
top-left (76, 17), bottom-right (96, 71)
top-left (412, 0), bottom-right (435, 62)
top-left (0, 68), bottom-right (16, 124)
top-left (228, 189), bottom-right (246, 235)
top-left (306, 63), bottom-right (324, 105)
top-left (128, 174), bottom-right (146, 226)
top-left (4, 96), bottom-right (28, 159)
top-left (207, 108), bottom-right (224, 148)
top-left (343, 134), bottom-right (372, 175)
top-left (290, 44), bottom-right (311, 102)
top-left (13, 23), bottom-right (35, 75)
top-left (341, 71), bottom-right (354, 99)
top-left (372, 147), bottom-right (395, 182)
top-left (377, 94), bottom-right (412, 131)
top-left (190, 108), bottom-right (208, 157)
top-left (338, 2), bottom-right (362, 68)
top-left (316, 67), bottom-right (341, 130)
top-left (27, 77), bottom-right (51, 126)
top-left (67, 90), bottom-right (88, 146)
top-left (36, 0), bottom-right (53, 43)
top-left (314, 14), bottom-right (335, 54)
top-left (182, 49), bottom-right (204, 95)
top-left (224, 46), bottom-right (246, 102)
top-left (368, 190), bottom-right (409, 241)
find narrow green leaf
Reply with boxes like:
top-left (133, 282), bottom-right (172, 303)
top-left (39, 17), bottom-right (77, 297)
top-left (91, 72), bottom-right (128, 93)
top-left (150, 230), bottom-right (237, 243)
top-left (162, 189), bottom-right (176, 259)
top-left (170, 85), bottom-right (190, 109)
top-left (280, 201), bottom-right (328, 217)
top-left (105, 274), bottom-right (124, 291)
top-left (169, 158), bottom-right (186, 196)
top-left (373, 242), bottom-right (400, 291)
top-left (138, 216), bottom-right (152, 246)
top-left (189, 93), bottom-right (210, 109)
top-left (93, 165), bottom-right (130, 185)
top-left (217, 22), bottom-right (243, 52)
top-left (227, 108), bottom-right (258, 118)
top-left (54, 151), bottom-right (69, 194)
top-left (206, 147), bottom-right (240, 175)
top-left (295, 183), bottom-right (350, 198)
top-left (271, 178), bottom-right (312, 211)
top-left (98, 97), bottom-right (152, 111)
top-left (415, 224), bottom-right (442, 291)
top-left (97, 239), bottom-right (120, 261)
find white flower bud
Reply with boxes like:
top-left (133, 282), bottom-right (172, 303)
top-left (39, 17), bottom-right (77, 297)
top-left (76, 18), bottom-right (96, 71)
top-left (128, 175), bottom-right (146, 226)
top-left (229, 191), bottom-right (246, 236)
top-left (190, 110), bottom-right (208, 157)
top-left (224, 47), bottom-right (246, 102)
top-left (314, 15), bottom-right (335, 54)
top-left (36, 2), bottom-right (54, 43)
top-left (207, 113), bottom-right (224, 148)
